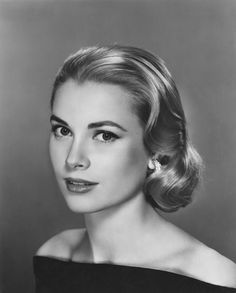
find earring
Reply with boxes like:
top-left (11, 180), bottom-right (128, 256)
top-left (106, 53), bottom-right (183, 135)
top-left (148, 159), bottom-right (161, 172)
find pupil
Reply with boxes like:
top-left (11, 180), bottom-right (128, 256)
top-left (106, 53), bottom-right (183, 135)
top-left (103, 133), bottom-right (111, 140)
top-left (61, 127), bottom-right (68, 135)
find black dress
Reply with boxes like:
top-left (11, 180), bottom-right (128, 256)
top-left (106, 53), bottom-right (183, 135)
top-left (33, 256), bottom-right (236, 293)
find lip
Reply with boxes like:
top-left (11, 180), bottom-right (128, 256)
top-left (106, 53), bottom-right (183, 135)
top-left (64, 177), bottom-right (98, 194)
top-left (64, 177), bottom-right (99, 185)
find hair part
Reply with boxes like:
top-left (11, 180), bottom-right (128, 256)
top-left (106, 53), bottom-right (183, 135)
top-left (51, 45), bottom-right (203, 212)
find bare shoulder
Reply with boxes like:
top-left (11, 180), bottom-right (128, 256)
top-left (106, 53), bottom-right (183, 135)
top-left (159, 222), bottom-right (236, 287)
top-left (35, 228), bottom-right (86, 260)
top-left (184, 243), bottom-right (236, 288)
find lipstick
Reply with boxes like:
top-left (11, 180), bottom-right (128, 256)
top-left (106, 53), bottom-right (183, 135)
top-left (64, 177), bottom-right (98, 194)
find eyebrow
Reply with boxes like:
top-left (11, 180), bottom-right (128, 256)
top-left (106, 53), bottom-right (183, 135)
top-left (50, 115), bottom-right (69, 126)
top-left (50, 115), bottom-right (128, 132)
top-left (88, 121), bottom-right (127, 132)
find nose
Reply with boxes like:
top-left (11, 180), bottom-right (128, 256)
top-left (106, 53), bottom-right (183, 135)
top-left (66, 138), bottom-right (90, 170)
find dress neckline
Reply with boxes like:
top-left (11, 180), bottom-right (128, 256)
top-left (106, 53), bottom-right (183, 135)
top-left (33, 255), bottom-right (235, 290)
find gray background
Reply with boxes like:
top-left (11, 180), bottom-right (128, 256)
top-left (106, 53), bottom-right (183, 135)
top-left (1, 1), bottom-right (236, 292)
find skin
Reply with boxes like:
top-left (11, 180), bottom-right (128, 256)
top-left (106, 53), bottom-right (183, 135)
top-left (49, 79), bottom-right (151, 214)
top-left (39, 79), bottom-right (236, 288)
top-left (49, 79), bottom-right (171, 264)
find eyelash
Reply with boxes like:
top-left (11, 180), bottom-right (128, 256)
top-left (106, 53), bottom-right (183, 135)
top-left (50, 125), bottom-right (119, 143)
top-left (94, 130), bottom-right (119, 143)
top-left (51, 125), bottom-right (72, 138)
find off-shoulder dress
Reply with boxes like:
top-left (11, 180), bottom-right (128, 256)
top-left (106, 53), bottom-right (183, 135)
top-left (33, 256), bottom-right (236, 293)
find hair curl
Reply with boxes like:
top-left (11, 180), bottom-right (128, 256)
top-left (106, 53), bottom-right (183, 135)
top-left (51, 45), bottom-right (203, 212)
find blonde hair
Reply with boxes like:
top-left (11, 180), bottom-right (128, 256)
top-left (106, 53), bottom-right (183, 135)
top-left (51, 45), bottom-right (202, 212)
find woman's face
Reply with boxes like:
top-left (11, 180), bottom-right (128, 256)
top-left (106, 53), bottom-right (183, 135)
top-left (49, 79), bottom-right (150, 213)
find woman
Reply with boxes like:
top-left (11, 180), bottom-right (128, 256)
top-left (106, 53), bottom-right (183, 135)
top-left (34, 45), bottom-right (236, 292)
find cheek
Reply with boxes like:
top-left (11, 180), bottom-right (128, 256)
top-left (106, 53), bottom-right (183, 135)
top-left (100, 142), bottom-right (148, 181)
top-left (49, 138), bottom-right (64, 172)
top-left (125, 145), bottom-right (147, 170)
top-left (49, 140), bottom-right (57, 172)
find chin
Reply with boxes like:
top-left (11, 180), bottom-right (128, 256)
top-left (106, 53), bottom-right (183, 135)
top-left (63, 196), bottom-right (107, 214)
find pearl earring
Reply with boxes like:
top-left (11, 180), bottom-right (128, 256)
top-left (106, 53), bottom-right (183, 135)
top-left (148, 159), bottom-right (161, 172)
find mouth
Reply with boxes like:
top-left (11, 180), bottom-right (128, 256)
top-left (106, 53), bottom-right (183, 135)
top-left (64, 177), bottom-right (99, 194)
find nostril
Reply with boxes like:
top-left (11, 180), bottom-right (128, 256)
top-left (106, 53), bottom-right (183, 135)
top-left (66, 156), bottom-right (90, 170)
top-left (69, 162), bottom-right (84, 169)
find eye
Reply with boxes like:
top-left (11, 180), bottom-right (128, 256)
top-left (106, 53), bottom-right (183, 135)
top-left (51, 125), bottom-right (72, 138)
top-left (94, 130), bottom-right (119, 143)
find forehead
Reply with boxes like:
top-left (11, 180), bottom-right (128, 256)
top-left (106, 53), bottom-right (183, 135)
top-left (53, 80), bottom-right (142, 129)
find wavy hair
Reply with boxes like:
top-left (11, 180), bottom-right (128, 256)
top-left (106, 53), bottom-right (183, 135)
top-left (50, 45), bottom-right (203, 212)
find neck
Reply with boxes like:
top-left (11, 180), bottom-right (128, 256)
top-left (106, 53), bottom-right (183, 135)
top-left (84, 192), bottom-right (164, 263)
